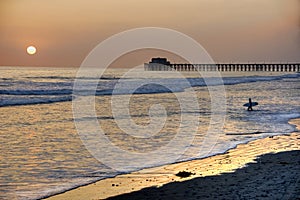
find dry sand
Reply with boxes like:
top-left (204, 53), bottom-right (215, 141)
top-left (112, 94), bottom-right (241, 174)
top-left (45, 118), bottom-right (300, 200)
top-left (108, 151), bottom-right (300, 200)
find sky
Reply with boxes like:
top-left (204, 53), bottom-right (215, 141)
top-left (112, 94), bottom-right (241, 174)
top-left (0, 0), bottom-right (299, 67)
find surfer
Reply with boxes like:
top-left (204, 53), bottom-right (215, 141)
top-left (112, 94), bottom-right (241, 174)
top-left (247, 98), bottom-right (253, 111)
top-left (243, 98), bottom-right (258, 111)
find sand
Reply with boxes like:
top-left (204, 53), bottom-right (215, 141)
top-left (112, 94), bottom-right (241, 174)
top-left (45, 118), bottom-right (300, 200)
top-left (108, 150), bottom-right (300, 200)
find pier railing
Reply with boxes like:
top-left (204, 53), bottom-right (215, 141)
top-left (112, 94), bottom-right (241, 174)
top-left (144, 63), bottom-right (300, 72)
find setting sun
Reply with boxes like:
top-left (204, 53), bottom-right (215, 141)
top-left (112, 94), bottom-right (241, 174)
top-left (26, 46), bottom-right (37, 55)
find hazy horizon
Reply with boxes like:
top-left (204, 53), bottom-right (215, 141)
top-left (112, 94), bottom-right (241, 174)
top-left (1, 0), bottom-right (299, 67)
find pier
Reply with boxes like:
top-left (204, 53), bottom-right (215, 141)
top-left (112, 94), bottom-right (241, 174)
top-left (144, 58), bottom-right (300, 72)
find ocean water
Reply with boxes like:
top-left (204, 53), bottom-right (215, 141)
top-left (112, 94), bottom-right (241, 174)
top-left (0, 67), bottom-right (299, 200)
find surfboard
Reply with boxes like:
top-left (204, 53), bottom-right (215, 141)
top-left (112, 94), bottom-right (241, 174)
top-left (243, 102), bottom-right (258, 107)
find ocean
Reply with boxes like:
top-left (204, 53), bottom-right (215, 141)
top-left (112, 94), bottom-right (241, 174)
top-left (0, 67), bottom-right (299, 200)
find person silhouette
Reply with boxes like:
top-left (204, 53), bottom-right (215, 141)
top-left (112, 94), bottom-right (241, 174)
top-left (247, 98), bottom-right (253, 111)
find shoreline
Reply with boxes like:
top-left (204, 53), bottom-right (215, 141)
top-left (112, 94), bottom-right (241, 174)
top-left (45, 118), bottom-right (300, 200)
top-left (108, 150), bottom-right (300, 200)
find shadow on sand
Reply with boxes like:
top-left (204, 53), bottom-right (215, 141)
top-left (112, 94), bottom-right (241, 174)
top-left (108, 150), bottom-right (300, 200)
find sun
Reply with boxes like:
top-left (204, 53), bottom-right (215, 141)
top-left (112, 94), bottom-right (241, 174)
top-left (26, 46), bottom-right (37, 55)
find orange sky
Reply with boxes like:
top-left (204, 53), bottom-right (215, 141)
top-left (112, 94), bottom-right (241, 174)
top-left (0, 0), bottom-right (299, 67)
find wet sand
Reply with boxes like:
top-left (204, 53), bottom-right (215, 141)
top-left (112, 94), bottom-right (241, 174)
top-left (45, 119), bottom-right (300, 200)
top-left (108, 150), bottom-right (300, 200)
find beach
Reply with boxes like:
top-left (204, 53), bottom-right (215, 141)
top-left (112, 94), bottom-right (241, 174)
top-left (2, 1), bottom-right (300, 199)
top-left (45, 118), bottom-right (300, 200)
top-left (1, 68), bottom-right (299, 199)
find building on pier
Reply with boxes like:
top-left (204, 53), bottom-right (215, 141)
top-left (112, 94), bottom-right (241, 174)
top-left (144, 58), bottom-right (300, 72)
